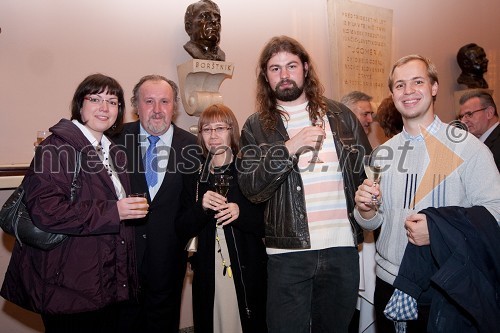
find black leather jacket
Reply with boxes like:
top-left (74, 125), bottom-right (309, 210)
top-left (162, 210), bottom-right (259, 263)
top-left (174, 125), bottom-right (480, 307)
top-left (238, 99), bottom-right (372, 249)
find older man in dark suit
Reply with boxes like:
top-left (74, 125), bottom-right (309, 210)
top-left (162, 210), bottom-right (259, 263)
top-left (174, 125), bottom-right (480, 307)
top-left (114, 75), bottom-right (199, 333)
top-left (459, 89), bottom-right (500, 171)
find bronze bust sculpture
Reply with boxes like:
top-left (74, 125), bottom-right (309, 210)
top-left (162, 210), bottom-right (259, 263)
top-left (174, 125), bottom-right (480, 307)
top-left (457, 43), bottom-right (489, 89)
top-left (183, 0), bottom-right (225, 61)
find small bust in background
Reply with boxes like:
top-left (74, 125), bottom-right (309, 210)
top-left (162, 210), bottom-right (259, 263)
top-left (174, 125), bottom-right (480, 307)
top-left (183, 0), bottom-right (225, 61)
top-left (457, 43), bottom-right (489, 89)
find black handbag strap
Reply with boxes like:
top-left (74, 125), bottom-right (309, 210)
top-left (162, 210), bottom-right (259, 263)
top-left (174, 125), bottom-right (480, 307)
top-left (70, 151), bottom-right (82, 203)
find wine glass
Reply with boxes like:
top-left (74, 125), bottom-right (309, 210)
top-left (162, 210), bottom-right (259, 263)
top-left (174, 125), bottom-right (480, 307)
top-left (213, 174), bottom-right (231, 226)
top-left (309, 117), bottom-right (325, 163)
top-left (214, 174), bottom-right (231, 198)
top-left (363, 155), bottom-right (382, 206)
top-left (36, 130), bottom-right (49, 146)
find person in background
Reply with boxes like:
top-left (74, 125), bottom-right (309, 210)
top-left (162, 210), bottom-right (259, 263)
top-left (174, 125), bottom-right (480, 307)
top-left (458, 89), bottom-right (499, 170)
top-left (238, 35), bottom-right (372, 333)
top-left (376, 95), bottom-right (403, 139)
top-left (456, 43), bottom-right (489, 89)
top-left (354, 54), bottom-right (500, 332)
top-left (113, 75), bottom-right (198, 333)
top-left (1, 73), bottom-right (148, 333)
top-left (341, 91), bottom-right (379, 333)
top-left (176, 104), bottom-right (267, 333)
top-left (341, 91), bottom-right (375, 135)
top-left (183, 0), bottom-right (225, 61)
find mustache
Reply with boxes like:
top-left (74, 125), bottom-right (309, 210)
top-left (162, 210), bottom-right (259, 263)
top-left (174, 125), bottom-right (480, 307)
top-left (150, 113), bottom-right (165, 119)
top-left (277, 79), bottom-right (297, 87)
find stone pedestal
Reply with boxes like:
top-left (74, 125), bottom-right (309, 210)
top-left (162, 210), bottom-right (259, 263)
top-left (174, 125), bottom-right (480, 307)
top-left (177, 59), bottom-right (234, 116)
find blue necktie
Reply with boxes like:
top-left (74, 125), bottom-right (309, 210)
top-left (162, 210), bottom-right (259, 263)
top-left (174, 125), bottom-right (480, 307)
top-left (145, 135), bottom-right (160, 187)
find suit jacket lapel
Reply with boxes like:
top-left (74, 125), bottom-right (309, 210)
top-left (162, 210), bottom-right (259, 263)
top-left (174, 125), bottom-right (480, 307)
top-left (122, 122), bottom-right (149, 194)
top-left (484, 125), bottom-right (500, 149)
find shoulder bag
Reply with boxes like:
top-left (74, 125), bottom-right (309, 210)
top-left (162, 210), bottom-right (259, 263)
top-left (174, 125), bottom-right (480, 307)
top-left (0, 151), bottom-right (82, 250)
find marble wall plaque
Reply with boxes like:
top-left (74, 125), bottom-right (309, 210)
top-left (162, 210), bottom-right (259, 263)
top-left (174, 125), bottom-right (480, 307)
top-left (327, 0), bottom-right (393, 103)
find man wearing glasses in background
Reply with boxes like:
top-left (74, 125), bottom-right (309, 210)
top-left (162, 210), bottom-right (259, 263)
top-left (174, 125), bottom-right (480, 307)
top-left (458, 89), bottom-right (500, 170)
top-left (341, 90), bottom-right (375, 135)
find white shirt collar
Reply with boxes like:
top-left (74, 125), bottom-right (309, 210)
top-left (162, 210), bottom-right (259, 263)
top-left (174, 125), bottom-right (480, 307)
top-left (72, 119), bottom-right (111, 148)
top-left (401, 115), bottom-right (441, 142)
top-left (139, 123), bottom-right (174, 147)
top-left (479, 121), bottom-right (499, 142)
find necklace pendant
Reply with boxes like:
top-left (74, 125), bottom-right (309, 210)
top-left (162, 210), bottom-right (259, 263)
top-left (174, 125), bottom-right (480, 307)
top-left (227, 266), bottom-right (233, 278)
top-left (223, 265), bottom-right (227, 276)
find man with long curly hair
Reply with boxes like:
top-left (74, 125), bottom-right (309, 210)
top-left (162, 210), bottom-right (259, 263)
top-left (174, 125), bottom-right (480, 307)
top-left (238, 35), bottom-right (372, 332)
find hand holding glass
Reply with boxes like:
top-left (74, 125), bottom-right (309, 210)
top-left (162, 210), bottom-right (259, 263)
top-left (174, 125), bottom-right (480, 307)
top-left (128, 193), bottom-right (148, 211)
top-left (363, 155), bottom-right (382, 206)
top-left (309, 117), bottom-right (325, 163)
top-left (213, 174), bottom-right (231, 225)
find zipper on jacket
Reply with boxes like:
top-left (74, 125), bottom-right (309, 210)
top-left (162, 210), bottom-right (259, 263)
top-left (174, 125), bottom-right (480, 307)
top-left (229, 226), bottom-right (252, 319)
top-left (329, 111), bottom-right (363, 246)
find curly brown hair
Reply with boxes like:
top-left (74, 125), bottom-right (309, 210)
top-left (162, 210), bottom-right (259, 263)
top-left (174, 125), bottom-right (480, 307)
top-left (256, 36), bottom-right (326, 131)
top-left (376, 96), bottom-right (403, 138)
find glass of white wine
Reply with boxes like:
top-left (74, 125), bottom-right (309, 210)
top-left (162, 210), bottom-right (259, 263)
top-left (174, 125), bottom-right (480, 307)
top-left (214, 174), bottom-right (230, 198)
top-left (363, 155), bottom-right (382, 206)
top-left (309, 117), bottom-right (325, 163)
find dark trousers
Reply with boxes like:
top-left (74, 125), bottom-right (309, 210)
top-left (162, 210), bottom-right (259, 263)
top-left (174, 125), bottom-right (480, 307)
top-left (116, 290), bottom-right (182, 333)
top-left (41, 304), bottom-right (119, 333)
top-left (374, 277), bottom-right (430, 333)
top-left (267, 247), bottom-right (359, 333)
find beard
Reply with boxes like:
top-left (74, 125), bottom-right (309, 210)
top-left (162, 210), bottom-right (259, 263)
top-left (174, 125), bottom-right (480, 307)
top-left (146, 116), bottom-right (169, 135)
top-left (273, 80), bottom-right (304, 102)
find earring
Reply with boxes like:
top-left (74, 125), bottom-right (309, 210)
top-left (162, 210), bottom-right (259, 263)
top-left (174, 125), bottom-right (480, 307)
top-left (111, 124), bottom-right (117, 130)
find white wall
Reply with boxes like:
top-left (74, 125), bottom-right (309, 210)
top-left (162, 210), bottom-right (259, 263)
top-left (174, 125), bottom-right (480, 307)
top-left (1, 0), bottom-right (499, 331)
top-left (2, 0), bottom-right (498, 166)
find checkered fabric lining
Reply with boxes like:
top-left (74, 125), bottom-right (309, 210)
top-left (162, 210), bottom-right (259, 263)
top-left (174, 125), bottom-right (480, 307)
top-left (383, 289), bottom-right (418, 333)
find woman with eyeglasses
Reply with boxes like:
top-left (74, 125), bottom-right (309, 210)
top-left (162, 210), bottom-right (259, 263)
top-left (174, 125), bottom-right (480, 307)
top-left (176, 104), bottom-right (268, 333)
top-left (1, 74), bottom-right (148, 333)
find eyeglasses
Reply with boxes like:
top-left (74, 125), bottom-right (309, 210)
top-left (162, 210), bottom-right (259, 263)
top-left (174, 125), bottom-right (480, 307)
top-left (84, 96), bottom-right (121, 108)
top-left (200, 126), bottom-right (231, 135)
top-left (458, 107), bottom-right (487, 120)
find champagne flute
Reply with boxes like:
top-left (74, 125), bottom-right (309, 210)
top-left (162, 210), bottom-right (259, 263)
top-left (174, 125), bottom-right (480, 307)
top-left (309, 117), bottom-right (325, 163)
top-left (363, 155), bottom-right (382, 206)
top-left (213, 174), bottom-right (231, 226)
top-left (214, 174), bottom-right (230, 198)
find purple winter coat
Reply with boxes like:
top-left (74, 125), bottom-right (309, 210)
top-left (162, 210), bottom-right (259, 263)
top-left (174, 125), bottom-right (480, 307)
top-left (0, 119), bottom-right (138, 314)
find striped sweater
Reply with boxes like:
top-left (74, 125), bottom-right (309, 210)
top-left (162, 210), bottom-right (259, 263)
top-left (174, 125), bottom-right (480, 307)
top-left (267, 102), bottom-right (355, 255)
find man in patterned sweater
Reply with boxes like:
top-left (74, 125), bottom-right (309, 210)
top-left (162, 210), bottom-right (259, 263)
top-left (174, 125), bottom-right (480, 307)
top-left (354, 54), bottom-right (500, 333)
top-left (238, 35), bottom-right (371, 333)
